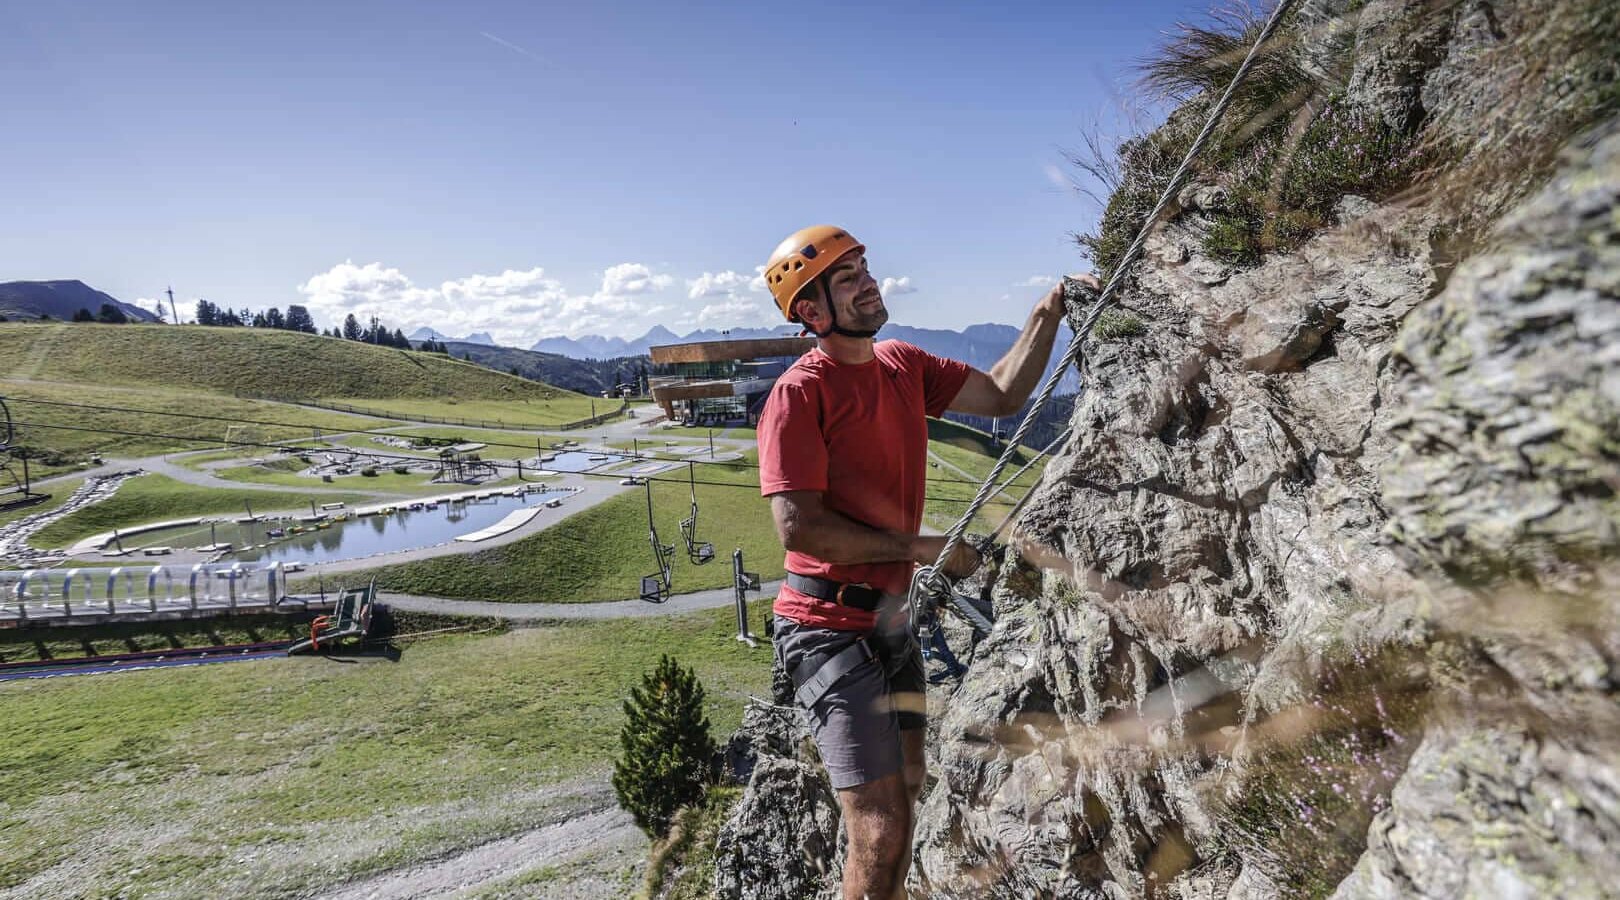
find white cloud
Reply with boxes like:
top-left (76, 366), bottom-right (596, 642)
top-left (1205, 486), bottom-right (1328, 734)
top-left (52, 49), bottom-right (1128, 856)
top-left (686, 270), bottom-right (760, 300)
top-left (295, 258), bottom-right (807, 345)
top-left (131, 297), bottom-right (168, 319)
top-left (880, 276), bottom-right (917, 297)
top-left (1044, 163), bottom-right (1071, 190)
top-left (680, 268), bottom-right (778, 331)
top-left (1017, 275), bottom-right (1058, 288)
top-left (297, 260), bottom-right (685, 344)
top-left (696, 295), bottom-right (776, 328)
top-left (601, 263), bottom-right (672, 296)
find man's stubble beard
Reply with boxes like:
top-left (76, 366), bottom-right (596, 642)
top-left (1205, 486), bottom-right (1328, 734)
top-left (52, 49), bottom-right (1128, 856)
top-left (846, 300), bottom-right (889, 335)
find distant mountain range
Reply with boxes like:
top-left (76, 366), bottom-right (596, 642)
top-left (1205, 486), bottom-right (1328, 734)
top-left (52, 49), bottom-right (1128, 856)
top-left (531, 322), bottom-right (1037, 362)
top-left (409, 327), bottom-right (495, 346)
top-left (0, 280), bottom-right (163, 323)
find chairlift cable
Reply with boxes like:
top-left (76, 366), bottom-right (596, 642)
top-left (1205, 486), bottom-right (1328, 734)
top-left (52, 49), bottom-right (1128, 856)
top-left (1, 396), bottom-right (995, 487)
top-left (7, 418), bottom-right (996, 503)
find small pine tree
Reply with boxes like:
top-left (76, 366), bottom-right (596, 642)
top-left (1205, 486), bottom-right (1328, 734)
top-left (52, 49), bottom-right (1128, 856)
top-left (612, 654), bottom-right (716, 837)
top-left (72, 307), bottom-right (95, 322)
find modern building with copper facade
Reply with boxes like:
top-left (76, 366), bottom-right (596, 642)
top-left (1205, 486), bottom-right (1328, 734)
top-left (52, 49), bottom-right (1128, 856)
top-left (647, 336), bottom-right (815, 426)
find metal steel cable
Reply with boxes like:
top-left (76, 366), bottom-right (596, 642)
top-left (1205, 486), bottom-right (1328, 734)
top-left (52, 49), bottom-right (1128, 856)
top-left (4, 396), bottom-right (991, 487)
top-left (921, 0), bottom-right (1302, 590)
top-left (5, 418), bottom-right (996, 503)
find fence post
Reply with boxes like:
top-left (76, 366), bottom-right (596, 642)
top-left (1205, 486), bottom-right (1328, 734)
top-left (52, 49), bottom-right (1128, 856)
top-left (733, 549), bottom-right (760, 648)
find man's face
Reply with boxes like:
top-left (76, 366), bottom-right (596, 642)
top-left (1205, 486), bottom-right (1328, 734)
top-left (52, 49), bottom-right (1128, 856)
top-left (801, 250), bottom-right (887, 333)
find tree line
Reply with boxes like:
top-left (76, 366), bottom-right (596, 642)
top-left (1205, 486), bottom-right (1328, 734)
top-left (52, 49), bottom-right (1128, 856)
top-left (193, 299), bottom-right (318, 333)
top-left (70, 304), bottom-right (134, 324)
top-left (190, 300), bottom-right (446, 353)
top-left (49, 297), bottom-right (450, 356)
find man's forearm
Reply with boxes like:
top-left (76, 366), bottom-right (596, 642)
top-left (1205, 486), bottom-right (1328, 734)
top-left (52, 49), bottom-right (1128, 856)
top-left (785, 503), bottom-right (920, 567)
top-left (987, 301), bottom-right (1063, 408)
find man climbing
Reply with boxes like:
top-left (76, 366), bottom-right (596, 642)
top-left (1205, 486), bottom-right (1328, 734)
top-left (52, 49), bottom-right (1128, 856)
top-left (758, 224), bottom-right (1098, 899)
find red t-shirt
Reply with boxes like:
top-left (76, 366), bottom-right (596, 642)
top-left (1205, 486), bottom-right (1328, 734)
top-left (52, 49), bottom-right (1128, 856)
top-left (758, 340), bottom-right (973, 631)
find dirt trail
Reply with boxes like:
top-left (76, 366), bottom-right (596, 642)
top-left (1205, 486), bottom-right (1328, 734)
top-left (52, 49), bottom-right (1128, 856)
top-left (320, 804), bottom-right (644, 900)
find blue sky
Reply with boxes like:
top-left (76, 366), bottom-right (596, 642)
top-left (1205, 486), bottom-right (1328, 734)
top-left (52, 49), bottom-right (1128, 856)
top-left (2, 0), bottom-right (1207, 344)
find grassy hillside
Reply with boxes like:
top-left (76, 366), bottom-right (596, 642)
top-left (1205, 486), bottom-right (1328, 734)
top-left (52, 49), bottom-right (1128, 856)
top-left (923, 417), bottom-right (1050, 534)
top-left (0, 603), bottom-right (772, 898)
top-left (0, 322), bottom-right (595, 414)
top-left (1, 378), bottom-right (380, 474)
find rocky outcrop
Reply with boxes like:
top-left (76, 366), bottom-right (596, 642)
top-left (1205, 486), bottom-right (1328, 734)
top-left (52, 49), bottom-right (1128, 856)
top-left (713, 0), bottom-right (1618, 896)
top-left (712, 704), bottom-right (842, 900)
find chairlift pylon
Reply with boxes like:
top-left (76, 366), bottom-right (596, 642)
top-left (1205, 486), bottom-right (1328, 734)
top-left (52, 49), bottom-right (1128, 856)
top-left (0, 396), bottom-right (14, 452)
top-left (0, 395), bottom-right (48, 511)
top-left (639, 480), bottom-right (675, 603)
top-left (678, 461), bottom-right (715, 565)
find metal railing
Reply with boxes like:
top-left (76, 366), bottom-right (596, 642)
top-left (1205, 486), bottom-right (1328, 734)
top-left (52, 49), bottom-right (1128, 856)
top-left (0, 561), bottom-right (296, 621)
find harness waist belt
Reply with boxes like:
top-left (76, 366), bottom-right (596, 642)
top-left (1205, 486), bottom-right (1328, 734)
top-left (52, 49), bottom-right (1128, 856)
top-left (785, 573), bottom-right (885, 611)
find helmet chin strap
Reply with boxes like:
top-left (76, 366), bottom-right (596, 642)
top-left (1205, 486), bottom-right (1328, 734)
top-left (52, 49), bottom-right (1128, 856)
top-left (806, 275), bottom-right (879, 339)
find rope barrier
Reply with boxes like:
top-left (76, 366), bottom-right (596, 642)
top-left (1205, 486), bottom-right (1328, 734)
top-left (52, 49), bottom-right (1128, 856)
top-left (911, 0), bottom-right (1303, 630)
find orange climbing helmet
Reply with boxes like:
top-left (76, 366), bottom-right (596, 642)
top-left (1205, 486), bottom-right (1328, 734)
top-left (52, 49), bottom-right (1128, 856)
top-left (763, 225), bottom-right (864, 322)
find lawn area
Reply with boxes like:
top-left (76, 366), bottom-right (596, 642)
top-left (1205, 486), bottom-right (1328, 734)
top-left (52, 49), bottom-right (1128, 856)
top-left (324, 396), bottom-right (612, 428)
top-left (0, 602), bottom-right (774, 898)
top-left (321, 457), bottom-right (780, 602)
top-left (0, 376), bottom-right (381, 474)
top-left (30, 473), bottom-right (376, 549)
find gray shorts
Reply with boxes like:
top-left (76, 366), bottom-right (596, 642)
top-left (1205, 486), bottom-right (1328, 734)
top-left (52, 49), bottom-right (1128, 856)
top-left (773, 602), bottom-right (926, 791)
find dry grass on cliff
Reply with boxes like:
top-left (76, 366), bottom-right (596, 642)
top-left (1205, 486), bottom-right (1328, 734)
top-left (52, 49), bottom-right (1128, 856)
top-left (1075, 0), bottom-right (1620, 276)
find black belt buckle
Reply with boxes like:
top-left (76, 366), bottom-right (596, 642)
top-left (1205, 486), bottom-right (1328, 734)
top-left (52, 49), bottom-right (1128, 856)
top-left (835, 582), bottom-right (882, 611)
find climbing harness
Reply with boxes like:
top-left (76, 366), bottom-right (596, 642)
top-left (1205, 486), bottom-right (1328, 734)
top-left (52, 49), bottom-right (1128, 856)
top-left (906, 0), bottom-right (1303, 642)
top-left (639, 480), bottom-right (675, 603)
top-left (678, 461), bottom-right (716, 565)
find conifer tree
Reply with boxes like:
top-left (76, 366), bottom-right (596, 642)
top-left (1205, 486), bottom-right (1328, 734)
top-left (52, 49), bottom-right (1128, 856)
top-left (611, 654), bottom-right (716, 837)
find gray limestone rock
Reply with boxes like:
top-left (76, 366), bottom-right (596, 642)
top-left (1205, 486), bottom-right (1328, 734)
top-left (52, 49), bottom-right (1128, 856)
top-left (711, 756), bottom-right (842, 900)
top-left (711, 4), bottom-right (1619, 897)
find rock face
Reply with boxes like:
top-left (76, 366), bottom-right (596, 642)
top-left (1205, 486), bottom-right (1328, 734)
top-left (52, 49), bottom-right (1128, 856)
top-left (712, 705), bottom-right (842, 900)
top-left (713, 0), bottom-right (1619, 896)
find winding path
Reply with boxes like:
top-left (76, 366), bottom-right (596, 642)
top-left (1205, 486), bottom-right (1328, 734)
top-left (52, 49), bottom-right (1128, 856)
top-left (378, 578), bottom-right (784, 620)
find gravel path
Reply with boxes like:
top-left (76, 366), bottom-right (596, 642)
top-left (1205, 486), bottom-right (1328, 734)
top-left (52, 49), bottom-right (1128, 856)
top-left (380, 578), bottom-right (783, 620)
top-left (319, 803), bottom-right (644, 900)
